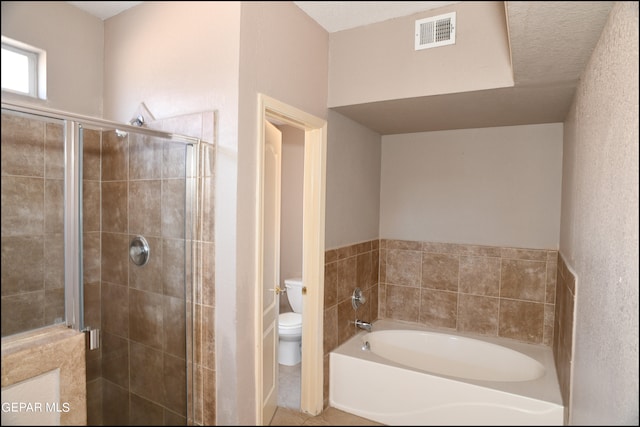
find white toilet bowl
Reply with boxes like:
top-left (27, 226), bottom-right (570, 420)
top-left (278, 277), bottom-right (303, 366)
top-left (278, 312), bottom-right (302, 366)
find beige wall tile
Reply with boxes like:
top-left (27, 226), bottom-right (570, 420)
top-left (324, 261), bottom-right (338, 308)
top-left (459, 255), bottom-right (500, 296)
top-left (323, 305), bottom-right (338, 354)
top-left (82, 180), bottom-right (101, 232)
top-left (386, 285), bottom-right (420, 322)
top-left (1, 291), bottom-right (45, 336)
top-left (1, 176), bottom-right (44, 236)
top-left (129, 134), bottom-right (163, 180)
top-left (356, 251), bottom-right (372, 288)
top-left (101, 181), bottom-right (128, 233)
top-left (102, 380), bottom-right (129, 425)
top-left (498, 299), bottom-right (544, 343)
top-left (129, 289), bottom-right (164, 350)
top-left (102, 131), bottom-right (129, 181)
top-left (1, 114), bottom-right (44, 177)
top-left (130, 394), bottom-right (164, 425)
top-left (101, 282), bottom-right (129, 337)
top-left (82, 129), bottom-right (102, 181)
top-left (129, 180), bottom-right (162, 235)
top-left (337, 255), bottom-right (357, 302)
top-left (422, 252), bottom-right (459, 291)
top-left (129, 342), bottom-right (164, 403)
top-left (418, 288), bottom-right (457, 329)
top-left (500, 258), bottom-right (546, 302)
top-left (45, 122), bottom-right (64, 180)
top-left (1, 235), bottom-right (44, 295)
top-left (458, 294), bottom-right (499, 335)
top-left (162, 179), bottom-right (186, 239)
top-left (101, 232), bottom-right (128, 286)
top-left (101, 332), bottom-right (129, 389)
top-left (386, 249), bottom-right (421, 287)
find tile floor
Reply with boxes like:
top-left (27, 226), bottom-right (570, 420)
top-left (269, 406), bottom-right (384, 426)
top-left (273, 362), bottom-right (383, 425)
top-left (278, 363), bottom-right (301, 410)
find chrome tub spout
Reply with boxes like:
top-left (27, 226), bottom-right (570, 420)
top-left (355, 319), bottom-right (372, 332)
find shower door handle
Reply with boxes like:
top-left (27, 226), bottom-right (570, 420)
top-left (82, 327), bottom-right (100, 350)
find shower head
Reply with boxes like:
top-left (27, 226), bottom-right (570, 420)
top-left (129, 115), bottom-right (145, 127)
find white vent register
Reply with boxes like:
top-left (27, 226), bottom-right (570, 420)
top-left (415, 12), bottom-right (456, 50)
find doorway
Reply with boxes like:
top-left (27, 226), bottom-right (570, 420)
top-left (255, 94), bottom-right (327, 425)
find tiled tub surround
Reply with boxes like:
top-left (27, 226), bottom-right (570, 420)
top-left (323, 239), bottom-right (380, 407)
top-left (379, 239), bottom-right (557, 346)
top-left (1, 113), bottom-right (66, 336)
top-left (554, 253), bottom-right (576, 424)
top-left (323, 239), bottom-right (558, 408)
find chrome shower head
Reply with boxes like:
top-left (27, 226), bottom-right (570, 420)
top-left (129, 115), bottom-right (145, 127)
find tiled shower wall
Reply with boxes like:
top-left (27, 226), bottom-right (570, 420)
top-left (1, 114), bottom-right (66, 336)
top-left (554, 253), bottom-right (576, 423)
top-left (85, 111), bottom-right (216, 425)
top-left (159, 112), bottom-right (217, 426)
top-left (323, 238), bottom-right (559, 407)
top-left (1, 111), bottom-right (216, 425)
top-left (85, 128), bottom-right (191, 425)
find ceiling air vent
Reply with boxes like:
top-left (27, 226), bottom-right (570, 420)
top-left (415, 12), bottom-right (456, 51)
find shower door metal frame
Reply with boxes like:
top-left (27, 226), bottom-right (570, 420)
top-left (2, 100), bottom-right (201, 334)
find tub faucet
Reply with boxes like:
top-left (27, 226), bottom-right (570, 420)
top-left (355, 319), bottom-right (372, 332)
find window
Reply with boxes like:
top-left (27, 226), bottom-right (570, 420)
top-left (1, 36), bottom-right (46, 99)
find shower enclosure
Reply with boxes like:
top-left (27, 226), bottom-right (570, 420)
top-left (1, 101), bottom-right (213, 425)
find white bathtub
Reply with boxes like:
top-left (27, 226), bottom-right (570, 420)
top-left (329, 319), bottom-right (564, 425)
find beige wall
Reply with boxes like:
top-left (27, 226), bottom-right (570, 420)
top-left (103, 3), bottom-right (241, 424)
top-left (235, 2), bottom-right (328, 424)
top-left (328, 1), bottom-right (513, 107)
top-left (325, 110), bottom-right (382, 249)
top-left (560, 2), bottom-right (639, 424)
top-left (380, 123), bottom-right (563, 249)
top-left (279, 124), bottom-right (305, 313)
top-left (1, 1), bottom-right (104, 117)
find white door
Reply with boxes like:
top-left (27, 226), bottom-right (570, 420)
top-left (262, 120), bottom-right (282, 424)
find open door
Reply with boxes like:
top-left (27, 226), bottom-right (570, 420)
top-left (256, 94), bottom-right (326, 425)
top-left (261, 120), bottom-right (282, 424)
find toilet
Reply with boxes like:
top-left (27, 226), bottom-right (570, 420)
top-left (278, 277), bottom-right (303, 366)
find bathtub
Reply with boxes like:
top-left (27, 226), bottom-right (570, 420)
top-left (329, 319), bottom-right (563, 425)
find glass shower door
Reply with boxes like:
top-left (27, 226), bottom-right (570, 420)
top-left (82, 125), bottom-right (195, 425)
top-left (1, 109), bottom-right (67, 337)
top-left (2, 103), bottom-right (202, 426)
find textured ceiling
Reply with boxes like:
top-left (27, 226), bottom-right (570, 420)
top-left (66, 1), bottom-right (614, 134)
top-left (331, 1), bottom-right (614, 134)
top-left (508, 1), bottom-right (614, 86)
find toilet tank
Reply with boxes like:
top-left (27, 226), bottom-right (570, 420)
top-left (284, 277), bottom-right (303, 313)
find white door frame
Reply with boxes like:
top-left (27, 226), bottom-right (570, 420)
top-left (255, 94), bottom-right (327, 424)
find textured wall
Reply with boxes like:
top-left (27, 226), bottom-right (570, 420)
top-left (560, 2), bottom-right (639, 424)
